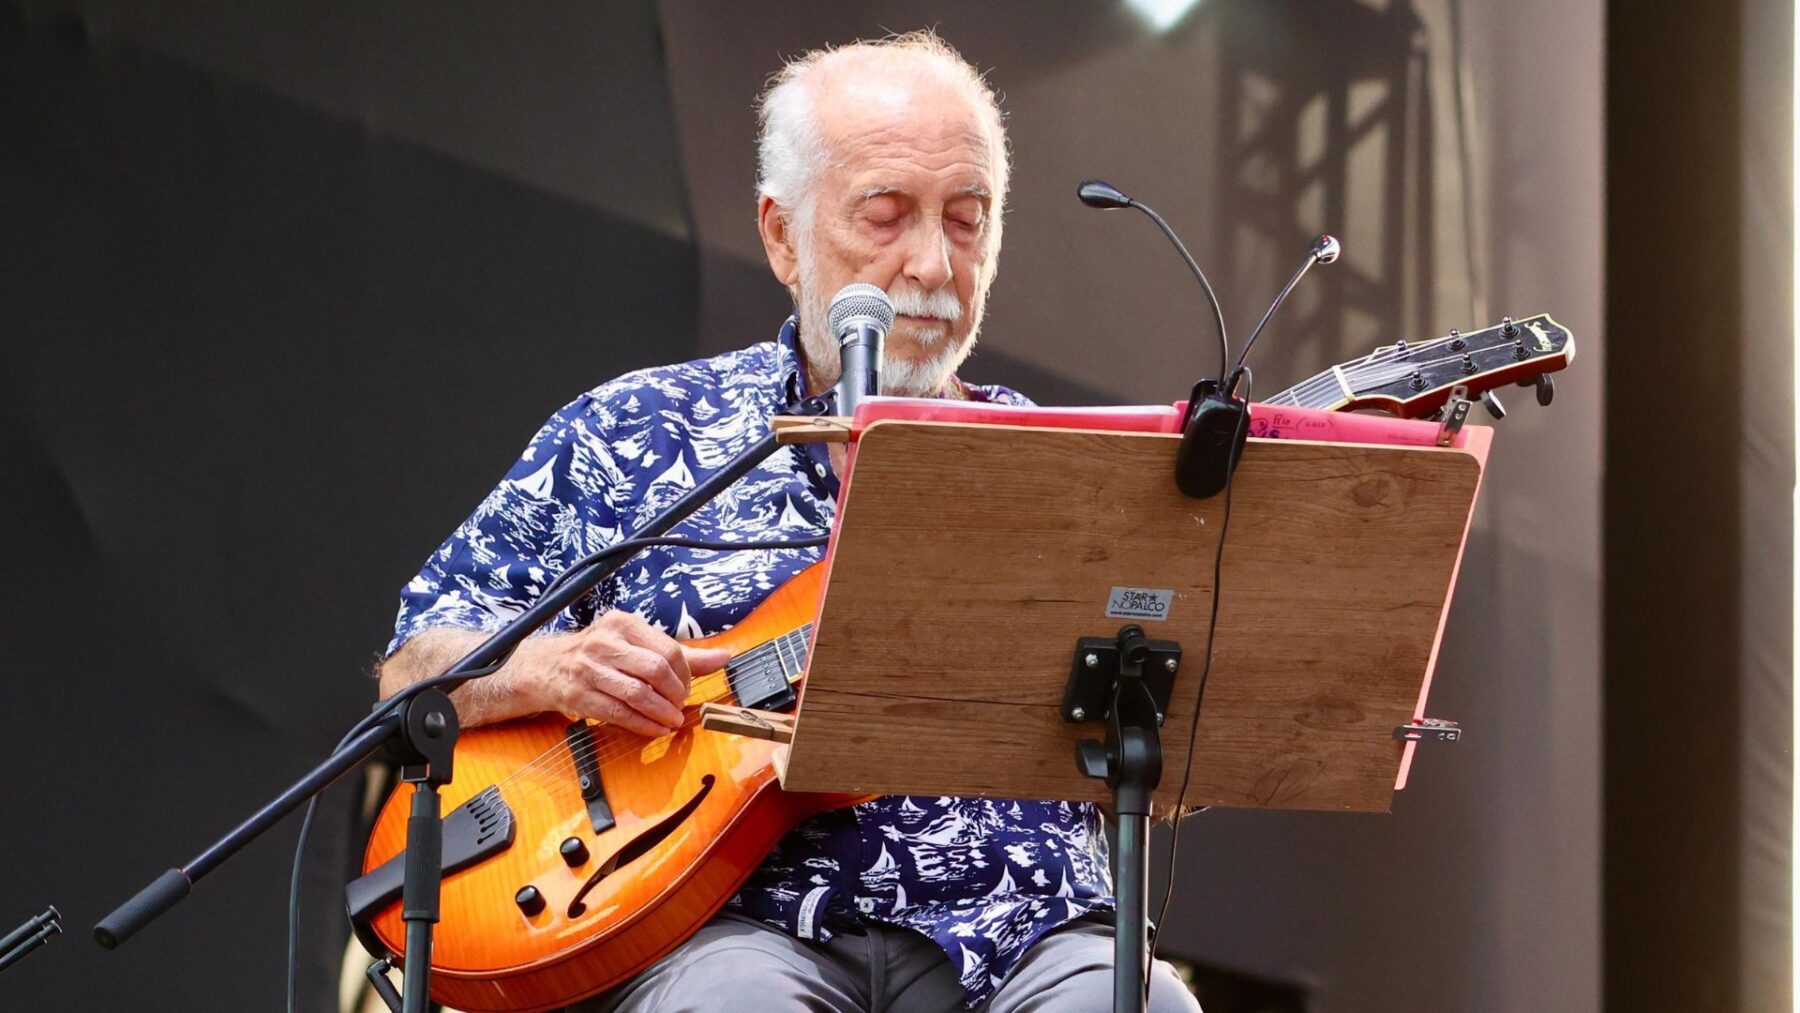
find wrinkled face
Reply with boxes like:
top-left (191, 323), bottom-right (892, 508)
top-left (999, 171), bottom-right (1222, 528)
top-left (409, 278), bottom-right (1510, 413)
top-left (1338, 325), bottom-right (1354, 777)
top-left (792, 72), bottom-right (1001, 396)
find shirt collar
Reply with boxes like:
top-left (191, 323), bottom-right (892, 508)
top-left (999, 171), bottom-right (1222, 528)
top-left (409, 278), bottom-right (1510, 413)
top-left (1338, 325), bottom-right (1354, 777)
top-left (775, 315), bottom-right (808, 405)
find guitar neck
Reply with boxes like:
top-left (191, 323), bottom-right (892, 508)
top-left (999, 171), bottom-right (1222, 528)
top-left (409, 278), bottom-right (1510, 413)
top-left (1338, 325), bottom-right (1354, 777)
top-left (1266, 370), bottom-right (1354, 411)
top-left (1263, 314), bottom-right (1574, 418)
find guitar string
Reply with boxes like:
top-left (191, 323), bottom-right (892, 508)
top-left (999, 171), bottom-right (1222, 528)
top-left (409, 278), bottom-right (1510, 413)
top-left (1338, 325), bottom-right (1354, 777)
top-left (463, 671), bottom-right (765, 808)
top-left (1276, 346), bottom-right (1544, 409)
top-left (1278, 326), bottom-right (1556, 406)
top-left (555, 643), bottom-right (807, 774)
top-left (480, 679), bottom-right (781, 810)
top-left (481, 642), bottom-right (802, 798)
top-left (448, 629), bottom-right (813, 805)
top-left (516, 622), bottom-right (800, 770)
top-left (1282, 330), bottom-right (1480, 400)
top-left (422, 636), bottom-right (792, 806)
top-left (1292, 347), bottom-right (1523, 400)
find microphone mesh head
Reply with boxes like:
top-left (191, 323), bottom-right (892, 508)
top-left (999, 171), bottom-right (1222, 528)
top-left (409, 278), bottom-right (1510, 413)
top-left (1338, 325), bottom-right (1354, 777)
top-left (827, 283), bottom-right (895, 335)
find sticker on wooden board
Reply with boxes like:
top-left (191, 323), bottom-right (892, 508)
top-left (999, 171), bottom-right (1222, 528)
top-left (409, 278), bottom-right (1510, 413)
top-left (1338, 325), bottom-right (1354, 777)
top-left (1106, 587), bottom-right (1174, 621)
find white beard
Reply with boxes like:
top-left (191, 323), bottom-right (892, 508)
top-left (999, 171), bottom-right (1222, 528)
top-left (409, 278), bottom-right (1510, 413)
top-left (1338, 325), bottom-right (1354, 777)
top-left (795, 246), bottom-right (982, 398)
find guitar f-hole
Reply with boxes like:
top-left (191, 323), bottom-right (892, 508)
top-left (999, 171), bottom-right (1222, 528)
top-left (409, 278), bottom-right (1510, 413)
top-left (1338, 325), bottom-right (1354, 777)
top-left (567, 775), bottom-right (716, 919)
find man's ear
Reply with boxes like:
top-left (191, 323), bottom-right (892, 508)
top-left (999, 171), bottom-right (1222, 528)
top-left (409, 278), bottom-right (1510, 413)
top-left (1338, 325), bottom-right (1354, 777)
top-left (758, 196), bottom-right (800, 288)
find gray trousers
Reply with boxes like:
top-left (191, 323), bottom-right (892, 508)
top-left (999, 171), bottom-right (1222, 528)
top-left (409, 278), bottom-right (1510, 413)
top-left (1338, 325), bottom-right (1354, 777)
top-left (581, 911), bottom-right (1201, 1013)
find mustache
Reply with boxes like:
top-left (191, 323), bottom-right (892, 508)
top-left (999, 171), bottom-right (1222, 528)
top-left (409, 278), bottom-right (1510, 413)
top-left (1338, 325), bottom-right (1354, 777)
top-left (888, 285), bottom-right (962, 323)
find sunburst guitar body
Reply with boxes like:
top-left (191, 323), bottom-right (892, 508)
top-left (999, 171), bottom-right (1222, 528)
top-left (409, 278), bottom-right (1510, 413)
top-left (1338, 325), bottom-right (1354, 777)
top-left (355, 561), bottom-right (862, 1012)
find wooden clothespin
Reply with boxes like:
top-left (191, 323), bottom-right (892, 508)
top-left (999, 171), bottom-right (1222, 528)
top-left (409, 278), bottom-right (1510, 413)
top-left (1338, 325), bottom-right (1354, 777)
top-left (699, 702), bottom-right (796, 744)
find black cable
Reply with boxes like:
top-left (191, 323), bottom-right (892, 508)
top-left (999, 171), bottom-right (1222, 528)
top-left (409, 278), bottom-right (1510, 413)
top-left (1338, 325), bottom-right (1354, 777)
top-left (1146, 372), bottom-right (1249, 980)
top-left (287, 793), bottom-right (323, 1013)
top-left (283, 530), bottom-right (829, 1009)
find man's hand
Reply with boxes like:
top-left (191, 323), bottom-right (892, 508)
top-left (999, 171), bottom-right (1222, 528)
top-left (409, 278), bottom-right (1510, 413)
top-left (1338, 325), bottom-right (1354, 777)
top-left (513, 612), bottom-right (733, 737)
top-left (378, 615), bottom-right (733, 735)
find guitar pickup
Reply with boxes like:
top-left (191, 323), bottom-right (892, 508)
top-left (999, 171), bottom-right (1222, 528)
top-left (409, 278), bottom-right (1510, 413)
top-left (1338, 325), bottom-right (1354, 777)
top-left (725, 659), bottom-right (796, 713)
top-left (345, 785), bottom-right (515, 925)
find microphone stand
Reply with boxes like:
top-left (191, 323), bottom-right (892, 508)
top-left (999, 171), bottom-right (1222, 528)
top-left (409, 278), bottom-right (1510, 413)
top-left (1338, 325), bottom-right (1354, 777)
top-left (94, 392), bottom-right (834, 1012)
top-left (0, 907), bottom-right (61, 974)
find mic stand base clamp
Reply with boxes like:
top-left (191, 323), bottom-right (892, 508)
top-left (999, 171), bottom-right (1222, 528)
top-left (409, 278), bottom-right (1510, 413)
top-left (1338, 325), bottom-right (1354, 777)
top-left (385, 689), bottom-right (458, 1013)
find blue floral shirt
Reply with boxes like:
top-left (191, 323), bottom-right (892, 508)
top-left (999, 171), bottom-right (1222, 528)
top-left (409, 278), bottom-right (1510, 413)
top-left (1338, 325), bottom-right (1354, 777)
top-left (388, 319), bottom-right (1114, 1005)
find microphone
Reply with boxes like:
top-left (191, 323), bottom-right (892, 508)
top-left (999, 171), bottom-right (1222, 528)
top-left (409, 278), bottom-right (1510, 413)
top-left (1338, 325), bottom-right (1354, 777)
top-left (1234, 234), bottom-right (1342, 374)
top-left (826, 283), bottom-right (893, 418)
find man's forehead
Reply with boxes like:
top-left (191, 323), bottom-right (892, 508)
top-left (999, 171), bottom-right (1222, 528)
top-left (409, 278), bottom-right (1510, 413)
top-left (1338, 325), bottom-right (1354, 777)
top-left (858, 182), bottom-right (992, 202)
top-left (811, 64), bottom-right (997, 177)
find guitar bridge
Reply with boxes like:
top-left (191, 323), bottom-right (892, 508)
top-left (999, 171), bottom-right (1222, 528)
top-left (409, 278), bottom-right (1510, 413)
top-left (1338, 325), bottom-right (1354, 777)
top-left (345, 786), bottom-right (515, 925)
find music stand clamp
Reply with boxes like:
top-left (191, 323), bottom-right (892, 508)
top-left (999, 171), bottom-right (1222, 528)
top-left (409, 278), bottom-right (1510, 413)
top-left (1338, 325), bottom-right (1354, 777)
top-left (1066, 624), bottom-right (1181, 1013)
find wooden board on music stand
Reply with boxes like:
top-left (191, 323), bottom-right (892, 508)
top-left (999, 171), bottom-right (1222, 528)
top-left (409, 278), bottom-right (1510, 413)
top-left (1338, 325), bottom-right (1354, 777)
top-left (776, 419), bottom-right (1486, 813)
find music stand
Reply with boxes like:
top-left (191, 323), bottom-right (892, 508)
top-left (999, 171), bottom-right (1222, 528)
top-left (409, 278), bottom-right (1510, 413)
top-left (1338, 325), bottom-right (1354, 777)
top-left (774, 417), bottom-right (1487, 1013)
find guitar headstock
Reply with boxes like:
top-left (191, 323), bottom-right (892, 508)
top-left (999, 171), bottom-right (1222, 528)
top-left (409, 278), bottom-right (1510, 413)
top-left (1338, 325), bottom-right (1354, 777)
top-left (1270, 314), bottom-right (1575, 417)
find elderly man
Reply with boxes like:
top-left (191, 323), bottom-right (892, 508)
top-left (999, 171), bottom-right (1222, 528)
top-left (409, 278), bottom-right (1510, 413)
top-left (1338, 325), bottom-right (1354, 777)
top-left (378, 32), bottom-right (1199, 1013)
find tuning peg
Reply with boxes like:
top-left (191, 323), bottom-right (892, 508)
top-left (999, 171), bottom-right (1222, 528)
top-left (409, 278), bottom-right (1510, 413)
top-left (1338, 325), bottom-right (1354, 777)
top-left (1515, 374), bottom-right (1555, 405)
top-left (1480, 390), bottom-right (1507, 419)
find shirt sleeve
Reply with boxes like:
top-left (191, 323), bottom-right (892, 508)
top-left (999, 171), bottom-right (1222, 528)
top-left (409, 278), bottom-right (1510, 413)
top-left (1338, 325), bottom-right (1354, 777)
top-left (962, 380), bottom-right (1037, 408)
top-left (385, 391), bottom-right (637, 658)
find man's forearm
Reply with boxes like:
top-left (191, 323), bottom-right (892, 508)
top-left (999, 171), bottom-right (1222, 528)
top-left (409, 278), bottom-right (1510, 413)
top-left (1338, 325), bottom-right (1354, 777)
top-left (376, 628), bottom-right (553, 728)
top-left (377, 613), bottom-right (728, 738)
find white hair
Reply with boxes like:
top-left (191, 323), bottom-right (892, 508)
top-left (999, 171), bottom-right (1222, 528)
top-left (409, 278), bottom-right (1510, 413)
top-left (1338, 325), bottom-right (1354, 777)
top-left (755, 30), bottom-right (1010, 241)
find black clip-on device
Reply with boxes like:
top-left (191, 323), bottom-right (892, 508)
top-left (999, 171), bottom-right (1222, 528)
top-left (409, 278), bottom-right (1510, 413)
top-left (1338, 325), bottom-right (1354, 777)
top-left (92, 392), bottom-right (835, 1013)
top-left (1064, 624), bottom-right (1182, 1013)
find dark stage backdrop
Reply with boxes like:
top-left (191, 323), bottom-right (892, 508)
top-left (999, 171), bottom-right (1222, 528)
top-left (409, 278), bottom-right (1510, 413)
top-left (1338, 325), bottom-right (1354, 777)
top-left (0, 4), bottom-right (698, 1008)
top-left (1, 2), bottom-right (1610, 1010)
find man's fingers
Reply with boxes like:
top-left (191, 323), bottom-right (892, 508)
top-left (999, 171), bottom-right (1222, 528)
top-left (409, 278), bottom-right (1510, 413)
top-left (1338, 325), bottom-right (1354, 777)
top-left (609, 643), bottom-right (688, 708)
top-left (566, 686), bottom-right (670, 739)
top-left (586, 664), bottom-right (685, 729)
top-left (682, 645), bottom-right (732, 676)
top-left (616, 618), bottom-right (695, 689)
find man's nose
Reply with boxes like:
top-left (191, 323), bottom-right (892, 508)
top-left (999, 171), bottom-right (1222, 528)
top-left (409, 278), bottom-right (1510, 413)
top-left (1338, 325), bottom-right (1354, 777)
top-left (901, 222), bottom-right (954, 293)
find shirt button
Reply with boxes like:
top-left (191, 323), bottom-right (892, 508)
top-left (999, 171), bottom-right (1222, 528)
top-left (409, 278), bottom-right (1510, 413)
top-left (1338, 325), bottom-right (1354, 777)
top-left (814, 463), bottom-right (828, 477)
